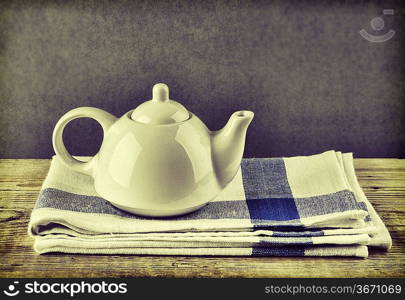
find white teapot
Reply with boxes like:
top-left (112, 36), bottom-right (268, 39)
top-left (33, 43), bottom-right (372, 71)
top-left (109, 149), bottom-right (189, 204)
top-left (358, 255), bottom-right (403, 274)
top-left (52, 83), bottom-right (254, 217)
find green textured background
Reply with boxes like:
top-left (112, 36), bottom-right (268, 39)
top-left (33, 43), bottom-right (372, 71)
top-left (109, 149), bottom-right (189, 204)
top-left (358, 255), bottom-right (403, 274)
top-left (0, 0), bottom-right (404, 158)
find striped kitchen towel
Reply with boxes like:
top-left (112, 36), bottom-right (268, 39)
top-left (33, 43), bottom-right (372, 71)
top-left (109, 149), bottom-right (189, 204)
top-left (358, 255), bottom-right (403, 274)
top-left (28, 151), bottom-right (391, 257)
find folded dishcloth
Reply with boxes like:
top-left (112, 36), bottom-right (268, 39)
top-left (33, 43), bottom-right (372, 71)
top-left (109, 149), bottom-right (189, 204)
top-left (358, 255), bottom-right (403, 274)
top-left (28, 151), bottom-right (391, 258)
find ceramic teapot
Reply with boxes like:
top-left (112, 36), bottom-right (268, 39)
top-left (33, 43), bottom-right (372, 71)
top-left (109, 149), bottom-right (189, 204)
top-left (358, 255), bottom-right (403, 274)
top-left (52, 83), bottom-right (254, 217)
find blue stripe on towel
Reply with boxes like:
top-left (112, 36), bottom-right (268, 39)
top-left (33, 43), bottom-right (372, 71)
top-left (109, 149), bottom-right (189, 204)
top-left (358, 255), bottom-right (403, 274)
top-left (246, 197), bottom-right (300, 221)
top-left (257, 237), bottom-right (313, 246)
top-left (271, 230), bottom-right (324, 237)
top-left (36, 188), bottom-right (251, 220)
top-left (252, 246), bottom-right (305, 256)
top-left (294, 190), bottom-right (363, 218)
top-left (241, 158), bottom-right (293, 199)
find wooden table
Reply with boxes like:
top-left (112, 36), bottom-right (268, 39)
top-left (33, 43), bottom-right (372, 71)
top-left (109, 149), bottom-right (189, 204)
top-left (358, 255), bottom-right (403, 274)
top-left (0, 159), bottom-right (404, 278)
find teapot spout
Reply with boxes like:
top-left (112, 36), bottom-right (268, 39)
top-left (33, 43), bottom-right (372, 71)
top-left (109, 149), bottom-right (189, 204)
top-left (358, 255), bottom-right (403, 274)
top-left (211, 110), bottom-right (254, 187)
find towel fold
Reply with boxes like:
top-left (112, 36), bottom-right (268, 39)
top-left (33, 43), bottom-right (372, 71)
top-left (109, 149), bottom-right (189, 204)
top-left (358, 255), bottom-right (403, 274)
top-left (28, 151), bottom-right (391, 258)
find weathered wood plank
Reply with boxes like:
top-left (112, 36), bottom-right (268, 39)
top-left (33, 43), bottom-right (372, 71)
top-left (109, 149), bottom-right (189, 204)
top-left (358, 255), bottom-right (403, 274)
top-left (0, 159), bottom-right (404, 278)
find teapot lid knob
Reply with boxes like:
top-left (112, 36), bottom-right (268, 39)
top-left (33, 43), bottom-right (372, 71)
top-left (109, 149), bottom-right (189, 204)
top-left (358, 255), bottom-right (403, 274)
top-left (130, 83), bottom-right (190, 125)
top-left (152, 83), bottom-right (169, 102)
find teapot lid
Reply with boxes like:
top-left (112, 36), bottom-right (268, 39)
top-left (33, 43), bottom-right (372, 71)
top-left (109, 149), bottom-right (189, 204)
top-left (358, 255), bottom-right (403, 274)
top-left (130, 83), bottom-right (190, 125)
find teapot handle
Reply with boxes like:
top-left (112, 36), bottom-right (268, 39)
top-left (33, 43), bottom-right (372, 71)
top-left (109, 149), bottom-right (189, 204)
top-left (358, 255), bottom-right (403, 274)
top-left (52, 107), bottom-right (117, 176)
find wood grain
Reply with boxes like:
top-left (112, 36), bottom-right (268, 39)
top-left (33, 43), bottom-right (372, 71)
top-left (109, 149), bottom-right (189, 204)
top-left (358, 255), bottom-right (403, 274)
top-left (0, 159), bottom-right (404, 278)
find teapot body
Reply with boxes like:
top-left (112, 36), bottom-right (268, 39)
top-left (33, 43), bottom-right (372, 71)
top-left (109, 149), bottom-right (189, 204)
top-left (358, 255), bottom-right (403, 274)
top-left (94, 110), bottom-right (222, 216)
top-left (52, 83), bottom-right (254, 217)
